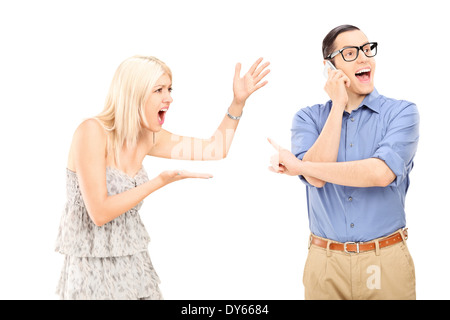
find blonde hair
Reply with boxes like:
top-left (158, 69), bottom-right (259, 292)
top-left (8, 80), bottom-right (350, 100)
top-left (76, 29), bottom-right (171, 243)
top-left (95, 55), bottom-right (172, 165)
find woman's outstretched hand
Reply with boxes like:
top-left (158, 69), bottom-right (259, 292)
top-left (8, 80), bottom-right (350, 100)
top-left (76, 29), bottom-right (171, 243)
top-left (233, 57), bottom-right (270, 105)
top-left (159, 170), bottom-right (213, 185)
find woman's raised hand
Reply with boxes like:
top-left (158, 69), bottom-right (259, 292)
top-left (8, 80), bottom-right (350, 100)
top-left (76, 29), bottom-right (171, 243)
top-left (233, 57), bottom-right (270, 105)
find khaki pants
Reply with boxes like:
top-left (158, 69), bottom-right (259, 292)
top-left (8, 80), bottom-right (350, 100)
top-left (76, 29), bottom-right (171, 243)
top-left (303, 230), bottom-right (416, 300)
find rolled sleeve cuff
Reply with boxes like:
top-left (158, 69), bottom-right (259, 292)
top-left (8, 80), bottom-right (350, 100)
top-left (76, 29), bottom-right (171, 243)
top-left (296, 151), bottom-right (316, 187)
top-left (372, 146), bottom-right (408, 187)
top-left (299, 175), bottom-right (315, 187)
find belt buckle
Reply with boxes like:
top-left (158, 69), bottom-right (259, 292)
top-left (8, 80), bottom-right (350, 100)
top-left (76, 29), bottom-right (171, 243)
top-left (344, 241), bottom-right (360, 253)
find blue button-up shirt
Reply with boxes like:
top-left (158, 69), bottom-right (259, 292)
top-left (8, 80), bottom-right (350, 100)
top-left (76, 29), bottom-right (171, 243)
top-left (291, 88), bottom-right (420, 242)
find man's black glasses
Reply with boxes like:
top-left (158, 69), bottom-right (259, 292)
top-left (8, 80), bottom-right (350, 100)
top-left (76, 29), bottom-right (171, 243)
top-left (326, 42), bottom-right (378, 62)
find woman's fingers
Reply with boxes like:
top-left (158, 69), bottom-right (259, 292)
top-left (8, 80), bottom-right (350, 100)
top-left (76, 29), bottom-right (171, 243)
top-left (254, 69), bottom-right (271, 86)
top-left (192, 172), bottom-right (214, 179)
top-left (164, 170), bottom-right (213, 181)
top-left (253, 61), bottom-right (270, 78)
top-left (254, 79), bottom-right (269, 91)
top-left (233, 58), bottom-right (270, 104)
top-left (178, 170), bottom-right (213, 179)
top-left (234, 63), bottom-right (242, 82)
top-left (248, 57), bottom-right (264, 75)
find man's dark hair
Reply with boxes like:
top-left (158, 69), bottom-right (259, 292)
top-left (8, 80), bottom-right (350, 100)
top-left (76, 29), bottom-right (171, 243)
top-left (322, 25), bottom-right (360, 59)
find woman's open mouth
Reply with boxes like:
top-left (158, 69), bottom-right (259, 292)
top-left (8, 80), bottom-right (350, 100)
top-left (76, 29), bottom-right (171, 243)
top-left (355, 67), bottom-right (371, 83)
top-left (158, 107), bottom-right (168, 125)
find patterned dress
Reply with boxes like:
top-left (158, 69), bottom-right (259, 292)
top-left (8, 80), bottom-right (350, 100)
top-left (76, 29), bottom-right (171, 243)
top-left (55, 166), bottom-right (162, 300)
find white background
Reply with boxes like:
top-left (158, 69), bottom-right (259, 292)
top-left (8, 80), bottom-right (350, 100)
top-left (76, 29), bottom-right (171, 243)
top-left (1, 0), bottom-right (449, 300)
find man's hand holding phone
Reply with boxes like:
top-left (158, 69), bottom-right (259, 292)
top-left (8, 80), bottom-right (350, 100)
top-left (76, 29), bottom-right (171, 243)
top-left (323, 61), bottom-right (350, 110)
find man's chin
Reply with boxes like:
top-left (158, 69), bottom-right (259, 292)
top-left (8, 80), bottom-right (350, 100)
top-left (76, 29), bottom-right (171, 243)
top-left (355, 84), bottom-right (374, 96)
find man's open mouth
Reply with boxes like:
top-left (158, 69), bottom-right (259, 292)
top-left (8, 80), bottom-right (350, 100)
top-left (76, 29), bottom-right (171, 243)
top-left (355, 67), bottom-right (371, 82)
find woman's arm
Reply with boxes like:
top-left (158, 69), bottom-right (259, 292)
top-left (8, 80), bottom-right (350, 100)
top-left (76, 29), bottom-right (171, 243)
top-left (148, 58), bottom-right (270, 160)
top-left (72, 119), bottom-right (212, 227)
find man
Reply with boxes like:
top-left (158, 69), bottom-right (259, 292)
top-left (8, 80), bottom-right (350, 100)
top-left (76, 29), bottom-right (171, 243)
top-left (268, 25), bottom-right (419, 300)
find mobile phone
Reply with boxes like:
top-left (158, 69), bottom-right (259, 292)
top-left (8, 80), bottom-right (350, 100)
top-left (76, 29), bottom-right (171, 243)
top-left (323, 60), bottom-right (336, 79)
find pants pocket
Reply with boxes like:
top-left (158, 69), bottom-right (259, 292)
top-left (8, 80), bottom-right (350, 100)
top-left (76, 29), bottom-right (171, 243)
top-left (377, 243), bottom-right (416, 299)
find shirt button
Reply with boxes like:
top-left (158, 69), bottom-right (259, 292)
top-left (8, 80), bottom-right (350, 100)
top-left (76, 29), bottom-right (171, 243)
top-left (350, 143), bottom-right (353, 147)
top-left (351, 117), bottom-right (355, 122)
top-left (348, 197), bottom-right (353, 201)
top-left (350, 223), bottom-right (355, 228)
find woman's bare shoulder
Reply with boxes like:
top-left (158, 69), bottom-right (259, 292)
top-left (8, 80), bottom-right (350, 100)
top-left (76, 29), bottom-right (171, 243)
top-left (68, 118), bottom-right (108, 171)
top-left (74, 118), bottom-right (108, 140)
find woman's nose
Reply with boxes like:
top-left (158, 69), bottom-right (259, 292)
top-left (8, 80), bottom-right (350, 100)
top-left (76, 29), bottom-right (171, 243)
top-left (164, 93), bottom-right (173, 103)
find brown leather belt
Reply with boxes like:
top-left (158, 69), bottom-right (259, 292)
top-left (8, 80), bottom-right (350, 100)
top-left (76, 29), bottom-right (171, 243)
top-left (309, 229), bottom-right (408, 253)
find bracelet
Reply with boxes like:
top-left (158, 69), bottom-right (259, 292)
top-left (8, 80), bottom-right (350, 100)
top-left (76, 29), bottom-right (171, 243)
top-left (227, 108), bottom-right (243, 120)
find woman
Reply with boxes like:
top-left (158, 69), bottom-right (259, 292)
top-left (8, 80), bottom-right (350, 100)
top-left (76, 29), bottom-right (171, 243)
top-left (55, 55), bottom-right (270, 299)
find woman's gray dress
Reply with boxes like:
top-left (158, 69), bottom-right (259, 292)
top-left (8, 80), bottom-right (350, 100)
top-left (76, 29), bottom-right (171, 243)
top-left (55, 166), bottom-right (162, 300)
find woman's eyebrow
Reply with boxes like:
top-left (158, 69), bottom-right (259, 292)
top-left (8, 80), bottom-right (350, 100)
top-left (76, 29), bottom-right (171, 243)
top-left (153, 83), bottom-right (172, 88)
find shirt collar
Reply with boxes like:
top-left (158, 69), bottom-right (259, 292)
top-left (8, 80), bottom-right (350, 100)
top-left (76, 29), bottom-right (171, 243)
top-left (358, 88), bottom-right (380, 113)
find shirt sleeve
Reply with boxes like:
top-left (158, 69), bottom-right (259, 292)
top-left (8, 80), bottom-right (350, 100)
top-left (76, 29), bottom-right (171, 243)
top-left (372, 102), bottom-right (420, 187)
top-left (291, 106), bottom-right (322, 187)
